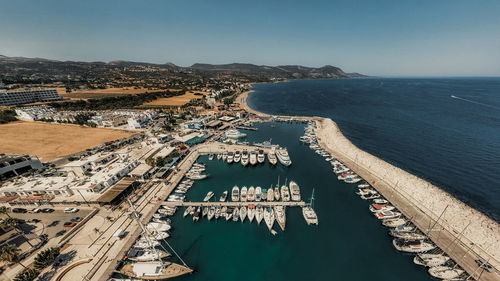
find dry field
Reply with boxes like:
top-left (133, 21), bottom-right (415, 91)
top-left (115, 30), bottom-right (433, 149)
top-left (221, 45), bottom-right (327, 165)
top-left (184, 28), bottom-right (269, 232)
top-left (0, 122), bottom-right (134, 161)
top-left (59, 87), bottom-right (160, 99)
top-left (142, 91), bottom-right (208, 106)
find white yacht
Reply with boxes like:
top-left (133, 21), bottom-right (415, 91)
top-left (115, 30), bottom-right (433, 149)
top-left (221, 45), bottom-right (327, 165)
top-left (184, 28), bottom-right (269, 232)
top-left (267, 187), bottom-right (274, 201)
top-left (289, 181), bottom-right (301, 201)
top-left (257, 150), bottom-right (265, 163)
top-left (276, 148), bottom-right (292, 166)
top-left (274, 206), bottom-right (286, 231)
top-left (222, 152), bottom-right (227, 161)
top-left (302, 189), bottom-right (318, 225)
top-left (249, 151), bottom-right (257, 165)
top-left (208, 154), bottom-right (214, 160)
top-left (428, 266), bottom-right (464, 280)
top-left (267, 148), bottom-right (278, 165)
top-left (247, 205), bottom-right (255, 221)
top-left (234, 151), bottom-right (241, 163)
top-left (215, 207), bottom-right (221, 219)
top-left (225, 129), bottom-right (247, 139)
top-left (240, 186), bottom-right (248, 202)
top-left (231, 186), bottom-right (240, 202)
top-left (232, 208), bottom-right (239, 222)
top-left (219, 191), bottom-right (228, 202)
top-left (255, 186), bottom-right (262, 201)
top-left (207, 207), bottom-right (216, 220)
top-left (227, 151), bottom-right (234, 164)
top-left (389, 230), bottom-right (427, 240)
top-left (274, 185), bottom-right (280, 201)
top-left (128, 249), bottom-right (170, 262)
top-left (183, 206), bottom-right (195, 217)
top-left (255, 206), bottom-right (264, 224)
top-left (392, 239), bottom-right (436, 253)
top-left (134, 239), bottom-right (160, 249)
top-left (264, 207), bottom-right (275, 231)
top-left (374, 210), bottom-right (401, 220)
top-left (281, 184), bottom-right (291, 201)
top-left (369, 203), bottom-right (395, 213)
top-left (146, 222), bottom-right (171, 232)
top-left (382, 218), bottom-right (407, 228)
top-left (203, 191), bottom-right (214, 202)
top-left (241, 151), bottom-right (249, 166)
top-left (413, 254), bottom-right (450, 267)
top-left (239, 206), bottom-right (247, 222)
top-left (247, 186), bottom-right (255, 201)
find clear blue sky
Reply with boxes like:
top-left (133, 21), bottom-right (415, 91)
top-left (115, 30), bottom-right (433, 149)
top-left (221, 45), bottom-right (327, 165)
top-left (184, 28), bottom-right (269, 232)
top-left (1, 0), bottom-right (499, 76)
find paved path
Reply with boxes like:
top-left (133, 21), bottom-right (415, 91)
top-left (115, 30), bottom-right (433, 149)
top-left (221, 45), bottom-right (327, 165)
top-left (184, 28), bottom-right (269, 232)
top-left (162, 201), bottom-right (305, 207)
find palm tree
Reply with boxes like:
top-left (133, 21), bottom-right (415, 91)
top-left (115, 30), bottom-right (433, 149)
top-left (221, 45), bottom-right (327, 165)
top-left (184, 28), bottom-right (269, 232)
top-left (0, 206), bottom-right (11, 218)
top-left (0, 218), bottom-right (34, 247)
top-left (13, 268), bottom-right (39, 281)
top-left (33, 247), bottom-right (60, 270)
top-left (0, 244), bottom-right (25, 269)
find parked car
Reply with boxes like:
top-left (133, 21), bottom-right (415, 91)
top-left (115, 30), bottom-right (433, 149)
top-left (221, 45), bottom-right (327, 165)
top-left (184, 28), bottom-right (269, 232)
top-left (63, 208), bottom-right (79, 213)
top-left (41, 208), bottom-right (54, 213)
top-left (63, 222), bottom-right (77, 227)
top-left (29, 219), bottom-right (41, 223)
top-left (70, 217), bottom-right (82, 222)
top-left (476, 259), bottom-right (495, 273)
top-left (48, 220), bottom-right (59, 227)
top-left (55, 230), bottom-right (67, 236)
top-left (28, 208), bottom-right (41, 213)
top-left (12, 208), bottom-right (27, 213)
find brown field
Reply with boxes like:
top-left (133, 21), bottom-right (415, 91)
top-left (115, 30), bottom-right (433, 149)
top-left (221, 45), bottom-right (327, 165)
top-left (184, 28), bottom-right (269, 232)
top-left (0, 122), bottom-right (134, 161)
top-left (59, 87), bottom-right (162, 99)
top-left (142, 91), bottom-right (208, 106)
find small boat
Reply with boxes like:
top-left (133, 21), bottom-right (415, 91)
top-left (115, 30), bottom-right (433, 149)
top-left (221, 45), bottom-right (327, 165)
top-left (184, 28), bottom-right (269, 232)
top-left (225, 208), bottom-right (232, 221)
top-left (183, 206), bottom-right (193, 217)
top-left (203, 191), bottom-right (214, 202)
top-left (413, 254), bottom-right (450, 267)
top-left (249, 151), bottom-right (258, 165)
top-left (302, 188), bottom-right (318, 225)
top-left (267, 148), bottom-right (278, 165)
top-left (208, 154), bottom-right (214, 160)
top-left (276, 148), bottom-right (292, 166)
top-left (153, 213), bottom-right (169, 219)
top-left (274, 206), bottom-right (286, 231)
top-left (289, 181), bottom-right (301, 201)
top-left (392, 239), bottom-right (436, 253)
top-left (266, 187), bottom-right (274, 201)
top-left (255, 186), bottom-right (262, 202)
top-left (247, 186), bottom-right (255, 201)
top-left (222, 153), bottom-right (227, 161)
top-left (151, 231), bottom-right (170, 240)
top-left (257, 150), bottom-right (265, 163)
top-left (247, 205), bottom-right (255, 222)
top-left (389, 230), bottom-right (427, 240)
top-left (240, 186), bottom-right (248, 202)
top-left (231, 186), bottom-right (240, 202)
top-left (374, 210), bottom-right (401, 220)
top-left (274, 185), bottom-right (280, 201)
top-left (219, 191), bottom-right (228, 202)
top-left (202, 207), bottom-right (209, 217)
top-left (264, 207), bottom-right (275, 231)
top-left (214, 207), bottom-right (221, 219)
top-left (428, 266), bottom-right (464, 280)
top-left (193, 207), bottom-right (201, 222)
top-left (241, 151), bottom-right (249, 166)
top-left (382, 218), bottom-right (407, 227)
top-left (225, 129), bottom-right (246, 139)
top-left (134, 239), bottom-right (160, 249)
top-left (128, 248), bottom-right (170, 262)
top-left (234, 151), bottom-right (241, 163)
top-left (147, 222), bottom-right (171, 232)
top-left (119, 261), bottom-right (193, 280)
top-left (255, 206), bottom-right (264, 224)
top-left (240, 206), bottom-right (247, 222)
top-left (227, 151), bottom-right (234, 164)
top-left (216, 153), bottom-right (222, 160)
top-left (369, 203), bottom-right (395, 213)
top-left (232, 208), bottom-right (239, 222)
top-left (281, 184), bottom-right (291, 201)
top-left (373, 198), bottom-right (388, 204)
top-left (207, 207), bottom-right (216, 221)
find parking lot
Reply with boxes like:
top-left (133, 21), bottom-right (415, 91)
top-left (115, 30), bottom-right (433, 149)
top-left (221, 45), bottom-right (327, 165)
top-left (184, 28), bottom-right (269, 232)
top-left (5, 207), bottom-right (93, 241)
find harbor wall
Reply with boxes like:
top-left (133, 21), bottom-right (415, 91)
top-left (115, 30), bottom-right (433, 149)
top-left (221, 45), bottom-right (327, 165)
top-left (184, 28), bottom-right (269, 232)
top-left (315, 117), bottom-right (500, 274)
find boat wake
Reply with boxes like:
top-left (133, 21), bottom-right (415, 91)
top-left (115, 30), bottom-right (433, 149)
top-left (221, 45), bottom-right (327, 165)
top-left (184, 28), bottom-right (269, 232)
top-left (450, 95), bottom-right (500, 110)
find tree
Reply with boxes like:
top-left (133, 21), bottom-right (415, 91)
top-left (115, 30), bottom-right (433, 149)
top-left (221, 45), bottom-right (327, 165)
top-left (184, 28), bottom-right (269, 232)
top-left (13, 268), bottom-right (39, 281)
top-left (0, 206), bottom-right (11, 218)
top-left (0, 244), bottom-right (21, 264)
top-left (33, 247), bottom-right (60, 270)
top-left (0, 218), bottom-right (34, 247)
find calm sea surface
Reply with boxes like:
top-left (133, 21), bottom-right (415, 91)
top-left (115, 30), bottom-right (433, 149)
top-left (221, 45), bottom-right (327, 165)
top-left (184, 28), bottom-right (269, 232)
top-left (248, 78), bottom-right (500, 221)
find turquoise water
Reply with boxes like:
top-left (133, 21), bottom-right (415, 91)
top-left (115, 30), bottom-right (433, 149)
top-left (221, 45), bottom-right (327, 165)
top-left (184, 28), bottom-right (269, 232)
top-left (161, 121), bottom-right (432, 281)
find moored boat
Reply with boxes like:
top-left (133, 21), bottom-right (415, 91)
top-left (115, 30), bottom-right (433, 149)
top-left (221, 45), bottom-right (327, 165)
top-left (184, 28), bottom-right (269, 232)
top-left (247, 205), bottom-right (255, 222)
top-left (267, 148), bottom-right (278, 165)
top-left (392, 239), bottom-right (436, 253)
top-left (428, 266), bottom-right (464, 280)
top-left (255, 206), bottom-right (264, 224)
top-left (255, 186), bottom-right (262, 201)
top-left (276, 148), bottom-right (292, 166)
top-left (247, 186), bottom-right (255, 201)
top-left (240, 206), bottom-right (247, 222)
top-left (219, 191), bottom-right (228, 202)
top-left (234, 151), bottom-right (241, 163)
top-left (413, 254), bottom-right (450, 267)
top-left (266, 187), bottom-right (274, 201)
top-left (281, 184), bottom-right (290, 201)
top-left (231, 186), bottom-right (239, 202)
top-left (383, 218), bottom-right (407, 227)
top-left (241, 151), bottom-right (249, 166)
top-left (203, 191), bottom-right (214, 202)
top-left (249, 150), bottom-right (258, 165)
top-left (257, 150), bottom-right (265, 163)
top-left (274, 206), bottom-right (286, 231)
top-left (289, 181), bottom-right (301, 201)
top-left (240, 186), bottom-right (248, 202)
top-left (264, 207), bottom-right (275, 231)
top-left (119, 261), bottom-right (193, 280)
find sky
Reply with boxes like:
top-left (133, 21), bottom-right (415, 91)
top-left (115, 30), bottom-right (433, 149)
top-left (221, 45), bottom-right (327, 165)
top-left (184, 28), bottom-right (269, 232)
top-left (0, 0), bottom-right (499, 76)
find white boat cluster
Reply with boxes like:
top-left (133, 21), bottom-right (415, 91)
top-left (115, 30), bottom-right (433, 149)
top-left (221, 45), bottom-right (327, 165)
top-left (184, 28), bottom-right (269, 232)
top-left (301, 122), bottom-right (468, 280)
top-left (210, 146), bottom-right (292, 167)
top-left (185, 162), bottom-right (209, 180)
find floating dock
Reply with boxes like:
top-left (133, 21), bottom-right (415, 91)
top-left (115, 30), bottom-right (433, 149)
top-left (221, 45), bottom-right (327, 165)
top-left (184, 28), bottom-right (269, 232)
top-left (162, 201), bottom-right (306, 207)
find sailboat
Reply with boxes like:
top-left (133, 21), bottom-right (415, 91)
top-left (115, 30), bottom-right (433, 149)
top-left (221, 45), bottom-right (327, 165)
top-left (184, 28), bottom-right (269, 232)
top-left (240, 186), bottom-right (248, 202)
top-left (240, 206), bottom-right (247, 222)
top-left (274, 206), bottom-right (286, 231)
top-left (267, 186), bottom-right (274, 201)
top-left (255, 186), bottom-right (262, 202)
top-left (255, 206), bottom-right (264, 224)
top-left (264, 207), bottom-right (275, 231)
top-left (247, 186), bottom-right (255, 201)
top-left (302, 188), bottom-right (318, 225)
top-left (247, 205), bottom-right (255, 222)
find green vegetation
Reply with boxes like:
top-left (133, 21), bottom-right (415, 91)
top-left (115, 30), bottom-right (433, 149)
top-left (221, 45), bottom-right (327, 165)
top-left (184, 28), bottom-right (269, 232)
top-left (13, 268), bottom-right (39, 281)
top-left (49, 90), bottom-right (183, 111)
top-left (0, 109), bottom-right (18, 124)
top-left (33, 247), bottom-right (60, 270)
top-left (154, 150), bottom-right (180, 167)
top-left (0, 244), bottom-right (21, 264)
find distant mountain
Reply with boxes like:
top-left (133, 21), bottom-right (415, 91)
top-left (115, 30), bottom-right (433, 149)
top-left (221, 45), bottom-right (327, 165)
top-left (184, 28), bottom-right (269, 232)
top-left (0, 55), bottom-right (365, 85)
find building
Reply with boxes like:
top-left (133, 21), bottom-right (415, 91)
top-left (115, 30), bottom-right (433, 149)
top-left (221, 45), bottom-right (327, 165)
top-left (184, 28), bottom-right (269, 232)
top-left (0, 89), bottom-right (62, 106)
top-left (0, 154), bottom-right (43, 181)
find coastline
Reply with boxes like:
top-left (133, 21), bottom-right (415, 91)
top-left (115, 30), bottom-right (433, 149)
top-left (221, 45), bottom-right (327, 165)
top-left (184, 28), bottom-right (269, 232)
top-left (237, 87), bottom-right (500, 278)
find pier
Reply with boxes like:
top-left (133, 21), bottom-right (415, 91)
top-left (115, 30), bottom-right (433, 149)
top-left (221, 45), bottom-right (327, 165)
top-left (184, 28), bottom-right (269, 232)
top-left (162, 201), bottom-right (306, 207)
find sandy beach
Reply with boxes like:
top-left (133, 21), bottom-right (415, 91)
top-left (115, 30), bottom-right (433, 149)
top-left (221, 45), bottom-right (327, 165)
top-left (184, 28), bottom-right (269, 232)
top-left (238, 89), bottom-right (500, 278)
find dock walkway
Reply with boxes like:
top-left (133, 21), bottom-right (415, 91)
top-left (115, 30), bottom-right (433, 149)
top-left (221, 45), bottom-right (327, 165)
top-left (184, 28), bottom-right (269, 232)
top-left (162, 201), bottom-right (306, 207)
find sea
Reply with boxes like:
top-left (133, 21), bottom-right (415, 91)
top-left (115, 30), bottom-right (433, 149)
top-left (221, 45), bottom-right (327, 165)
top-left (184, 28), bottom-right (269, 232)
top-left (116, 78), bottom-right (500, 281)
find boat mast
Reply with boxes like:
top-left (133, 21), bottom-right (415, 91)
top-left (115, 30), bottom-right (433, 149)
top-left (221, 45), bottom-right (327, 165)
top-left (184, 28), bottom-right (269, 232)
top-left (309, 188), bottom-right (315, 208)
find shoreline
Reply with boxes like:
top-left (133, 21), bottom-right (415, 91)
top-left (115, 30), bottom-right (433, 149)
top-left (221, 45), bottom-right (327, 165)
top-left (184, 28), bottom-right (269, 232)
top-left (237, 87), bottom-right (500, 278)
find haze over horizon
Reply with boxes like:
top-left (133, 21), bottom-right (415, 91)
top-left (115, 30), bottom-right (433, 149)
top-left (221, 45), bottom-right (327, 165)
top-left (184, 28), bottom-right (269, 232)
top-left (1, 0), bottom-right (499, 76)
